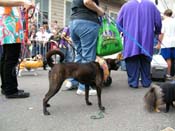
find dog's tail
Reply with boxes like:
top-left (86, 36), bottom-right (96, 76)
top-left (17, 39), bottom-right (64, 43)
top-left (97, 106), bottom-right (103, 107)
top-left (144, 87), bottom-right (158, 112)
top-left (46, 50), bottom-right (65, 68)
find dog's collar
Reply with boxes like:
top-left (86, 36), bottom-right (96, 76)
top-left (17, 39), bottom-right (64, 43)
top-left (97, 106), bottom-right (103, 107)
top-left (96, 56), bottom-right (110, 81)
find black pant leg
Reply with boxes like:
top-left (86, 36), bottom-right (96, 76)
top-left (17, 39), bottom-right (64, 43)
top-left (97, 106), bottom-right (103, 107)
top-left (1, 44), bottom-right (21, 95)
top-left (1, 45), bottom-right (6, 91)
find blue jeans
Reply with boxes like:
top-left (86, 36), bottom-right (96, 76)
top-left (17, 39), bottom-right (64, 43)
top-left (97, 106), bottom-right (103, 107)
top-left (69, 19), bottom-right (100, 90)
top-left (60, 44), bottom-right (74, 62)
top-left (31, 41), bottom-right (39, 57)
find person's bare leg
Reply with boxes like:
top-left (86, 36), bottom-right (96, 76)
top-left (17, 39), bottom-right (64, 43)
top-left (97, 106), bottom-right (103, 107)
top-left (166, 59), bottom-right (171, 75)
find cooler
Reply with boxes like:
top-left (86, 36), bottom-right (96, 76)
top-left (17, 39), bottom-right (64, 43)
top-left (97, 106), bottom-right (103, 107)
top-left (151, 54), bottom-right (168, 81)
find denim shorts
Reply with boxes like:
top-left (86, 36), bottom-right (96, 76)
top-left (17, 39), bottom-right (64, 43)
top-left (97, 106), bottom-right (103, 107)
top-left (161, 48), bottom-right (175, 59)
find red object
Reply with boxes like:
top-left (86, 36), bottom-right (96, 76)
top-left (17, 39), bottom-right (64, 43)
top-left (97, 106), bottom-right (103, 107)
top-left (24, 6), bottom-right (35, 43)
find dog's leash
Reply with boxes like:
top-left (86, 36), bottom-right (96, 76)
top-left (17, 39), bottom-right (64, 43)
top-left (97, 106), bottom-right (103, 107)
top-left (105, 13), bottom-right (165, 66)
top-left (90, 110), bottom-right (105, 120)
top-left (105, 13), bottom-right (153, 59)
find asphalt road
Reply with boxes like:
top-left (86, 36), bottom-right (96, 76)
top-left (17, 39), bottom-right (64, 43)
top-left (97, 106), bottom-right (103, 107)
top-left (0, 68), bottom-right (175, 131)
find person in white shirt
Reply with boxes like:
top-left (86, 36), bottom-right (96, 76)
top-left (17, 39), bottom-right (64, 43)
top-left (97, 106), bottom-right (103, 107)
top-left (157, 9), bottom-right (175, 79)
top-left (36, 26), bottom-right (50, 70)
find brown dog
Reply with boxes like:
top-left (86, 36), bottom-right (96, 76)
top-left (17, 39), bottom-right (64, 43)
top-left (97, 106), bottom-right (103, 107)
top-left (43, 50), bottom-right (105, 115)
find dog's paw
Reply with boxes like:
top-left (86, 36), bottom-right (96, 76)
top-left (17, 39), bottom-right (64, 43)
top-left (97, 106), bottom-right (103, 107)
top-left (164, 110), bottom-right (168, 113)
top-left (86, 101), bottom-right (92, 106)
top-left (164, 108), bottom-right (169, 113)
top-left (46, 104), bottom-right (51, 107)
top-left (44, 111), bottom-right (51, 115)
top-left (103, 76), bottom-right (112, 87)
top-left (18, 73), bottom-right (22, 77)
top-left (100, 106), bottom-right (105, 111)
top-left (154, 108), bottom-right (160, 113)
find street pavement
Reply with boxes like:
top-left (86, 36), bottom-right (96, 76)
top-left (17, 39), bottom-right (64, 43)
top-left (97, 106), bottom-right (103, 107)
top-left (0, 68), bottom-right (175, 131)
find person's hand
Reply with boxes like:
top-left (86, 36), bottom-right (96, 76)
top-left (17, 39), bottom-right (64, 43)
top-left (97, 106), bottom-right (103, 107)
top-left (83, 0), bottom-right (105, 16)
top-left (61, 32), bottom-right (66, 39)
top-left (63, 36), bottom-right (72, 44)
top-left (97, 7), bottom-right (105, 16)
top-left (155, 43), bottom-right (161, 49)
top-left (23, 1), bottom-right (34, 10)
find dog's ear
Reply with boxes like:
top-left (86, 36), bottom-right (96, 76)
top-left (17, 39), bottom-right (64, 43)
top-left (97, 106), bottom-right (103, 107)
top-left (116, 53), bottom-right (123, 60)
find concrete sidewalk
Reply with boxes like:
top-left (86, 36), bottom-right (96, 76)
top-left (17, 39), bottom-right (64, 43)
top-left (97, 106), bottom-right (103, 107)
top-left (0, 69), bottom-right (175, 131)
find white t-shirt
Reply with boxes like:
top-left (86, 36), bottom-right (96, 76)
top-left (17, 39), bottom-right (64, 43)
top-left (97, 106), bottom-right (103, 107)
top-left (36, 31), bottom-right (50, 42)
top-left (161, 17), bottom-right (175, 48)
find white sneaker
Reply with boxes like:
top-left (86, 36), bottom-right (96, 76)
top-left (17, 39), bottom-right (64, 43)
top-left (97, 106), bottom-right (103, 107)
top-left (63, 80), bottom-right (73, 90)
top-left (76, 89), bottom-right (97, 96)
top-left (166, 74), bottom-right (173, 80)
top-left (30, 69), bottom-right (35, 72)
top-left (89, 89), bottom-right (97, 95)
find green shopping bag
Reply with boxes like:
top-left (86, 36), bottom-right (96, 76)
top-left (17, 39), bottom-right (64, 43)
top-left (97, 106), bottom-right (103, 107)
top-left (96, 17), bottom-right (123, 56)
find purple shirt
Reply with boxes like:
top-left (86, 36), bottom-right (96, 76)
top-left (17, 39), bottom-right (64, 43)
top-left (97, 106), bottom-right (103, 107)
top-left (117, 0), bottom-right (162, 59)
top-left (60, 27), bottom-right (70, 47)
